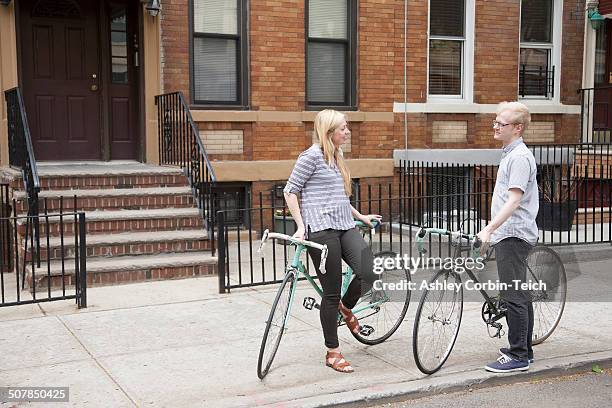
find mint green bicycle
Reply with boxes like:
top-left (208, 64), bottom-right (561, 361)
top-left (256, 220), bottom-right (411, 379)
top-left (412, 227), bottom-right (566, 374)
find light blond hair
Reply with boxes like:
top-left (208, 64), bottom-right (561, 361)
top-left (314, 109), bottom-right (352, 196)
top-left (497, 101), bottom-right (531, 134)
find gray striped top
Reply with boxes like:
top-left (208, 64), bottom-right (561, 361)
top-left (284, 144), bottom-right (354, 235)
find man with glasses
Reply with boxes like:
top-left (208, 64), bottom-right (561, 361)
top-left (477, 101), bottom-right (539, 373)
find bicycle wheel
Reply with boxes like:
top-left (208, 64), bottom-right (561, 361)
top-left (257, 270), bottom-right (296, 379)
top-left (351, 251), bottom-right (411, 345)
top-left (413, 269), bottom-right (463, 375)
top-left (526, 246), bottom-right (566, 345)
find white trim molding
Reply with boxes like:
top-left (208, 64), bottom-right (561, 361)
top-left (392, 102), bottom-right (581, 114)
top-left (393, 148), bottom-right (571, 166)
top-left (518, 0), bottom-right (563, 103)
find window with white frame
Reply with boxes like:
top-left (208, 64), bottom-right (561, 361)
top-left (428, 0), bottom-right (465, 97)
top-left (191, 0), bottom-right (248, 106)
top-left (519, 0), bottom-right (555, 99)
top-left (307, 0), bottom-right (357, 108)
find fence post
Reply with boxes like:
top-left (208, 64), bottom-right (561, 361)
top-left (217, 211), bottom-right (227, 294)
top-left (78, 212), bottom-right (87, 309)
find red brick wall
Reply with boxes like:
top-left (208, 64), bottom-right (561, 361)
top-left (474, 0), bottom-right (520, 103)
top-left (599, 0), bottom-right (612, 15)
top-left (252, 122), bottom-right (306, 161)
top-left (400, 0), bottom-right (428, 102)
top-left (160, 0), bottom-right (585, 167)
top-left (359, 1), bottom-right (396, 111)
top-left (160, 0), bottom-right (190, 98)
top-left (250, 0), bottom-right (305, 111)
top-left (561, 0), bottom-right (585, 105)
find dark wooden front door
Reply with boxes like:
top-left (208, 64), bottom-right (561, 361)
top-left (20, 0), bottom-right (102, 160)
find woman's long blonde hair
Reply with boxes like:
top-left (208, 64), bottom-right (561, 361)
top-left (314, 109), bottom-right (352, 196)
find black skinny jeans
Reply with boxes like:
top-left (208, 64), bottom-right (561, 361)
top-left (307, 227), bottom-right (376, 349)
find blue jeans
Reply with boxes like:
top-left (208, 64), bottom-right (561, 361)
top-left (494, 237), bottom-right (534, 362)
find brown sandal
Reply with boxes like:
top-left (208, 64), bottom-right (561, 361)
top-left (325, 351), bottom-right (354, 373)
top-left (339, 301), bottom-right (360, 335)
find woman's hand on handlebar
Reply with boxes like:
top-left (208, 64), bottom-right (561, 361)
top-left (357, 213), bottom-right (382, 229)
top-left (292, 226), bottom-right (305, 241)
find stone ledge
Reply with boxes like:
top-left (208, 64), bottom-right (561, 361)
top-left (210, 159), bottom-right (395, 181)
top-left (191, 110), bottom-right (394, 123)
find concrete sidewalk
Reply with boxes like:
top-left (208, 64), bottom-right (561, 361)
top-left (1, 244), bottom-right (612, 407)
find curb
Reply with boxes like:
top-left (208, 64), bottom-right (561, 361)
top-left (262, 350), bottom-right (612, 408)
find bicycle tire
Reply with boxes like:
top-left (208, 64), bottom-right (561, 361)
top-left (351, 251), bottom-right (411, 345)
top-left (413, 269), bottom-right (463, 375)
top-left (526, 246), bottom-right (566, 345)
top-left (257, 270), bottom-right (296, 379)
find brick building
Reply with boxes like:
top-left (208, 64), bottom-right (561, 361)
top-left (157, 0), bottom-right (590, 198)
top-left (0, 1), bottom-right (604, 190)
top-left (0, 1), bottom-right (610, 287)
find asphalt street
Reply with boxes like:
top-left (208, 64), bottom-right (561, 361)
top-left (361, 368), bottom-right (612, 408)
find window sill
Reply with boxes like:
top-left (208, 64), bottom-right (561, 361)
top-left (393, 101), bottom-right (580, 114)
top-left (190, 104), bottom-right (251, 111)
top-left (306, 105), bottom-right (358, 112)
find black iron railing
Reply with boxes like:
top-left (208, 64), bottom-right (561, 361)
top-left (1, 184), bottom-right (11, 272)
top-left (216, 148), bottom-right (612, 292)
top-left (1, 199), bottom-right (86, 308)
top-left (4, 88), bottom-right (41, 264)
top-left (155, 92), bottom-right (217, 253)
top-left (579, 86), bottom-right (612, 143)
top-left (519, 64), bottom-right (554, 98)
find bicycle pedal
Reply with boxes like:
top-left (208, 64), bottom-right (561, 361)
top-left (359, 325), bottom-right (375, 337)
top-left (303, 297), bottom-right (319, 310)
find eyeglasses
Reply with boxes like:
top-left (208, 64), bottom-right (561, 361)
top-left (492, 120), bottom-right (516, 129)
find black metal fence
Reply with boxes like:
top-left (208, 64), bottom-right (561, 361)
top-left (217, 202), bottom-right (375, 293)
top-left (579, 86), bottom-right (612, 144)
top-left (0, 197), bottom-right (87, 308)
top-left (529, 144), bottom-right (612, 245)
top-left (1, 184), bottom-right (12, 272)
top-left (156, 91), bottom-right (216, 253)
top-left (217, 144), bottom-right (612, 292)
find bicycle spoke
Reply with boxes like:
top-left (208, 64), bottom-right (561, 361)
top-left (414, 270), bottom-right (463, 374)
top-left (352, 251), bottom-right (411, 345)
top-left (257, 272), bottom-right (295, 379)
top-left (526, 246), bottom-right (566, 345)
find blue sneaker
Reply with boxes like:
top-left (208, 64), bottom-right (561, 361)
top-left (499, 347), bottom-right (534, 364)
top-left (485, 354), bottom-right (529, 373)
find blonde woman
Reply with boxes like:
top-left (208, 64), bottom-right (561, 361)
top-left (283, 109), bottom-right (381, 373)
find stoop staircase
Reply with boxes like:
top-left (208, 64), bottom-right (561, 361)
top-left (4, 161), bottom-right (217, 290)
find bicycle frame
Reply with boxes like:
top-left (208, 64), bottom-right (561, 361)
top-left (259, 220), bottom-right (385, 331)
top-left (415, 227), bottom-right (502, 314)
top-left (279, 242), bottom-right (387, 331)
top-left (415, 226), bottom-right (546, 327)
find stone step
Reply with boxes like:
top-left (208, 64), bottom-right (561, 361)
top-left (16, 208), bottom-right (204, 236)
top-left (2, 162), bottom-right (188, 190)
top-left (14, 186), bottom-right (195, 212)
top-left (21, 229), bottom-right (210, 260)
top-left (26, 252), bottom-right (218, 290)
